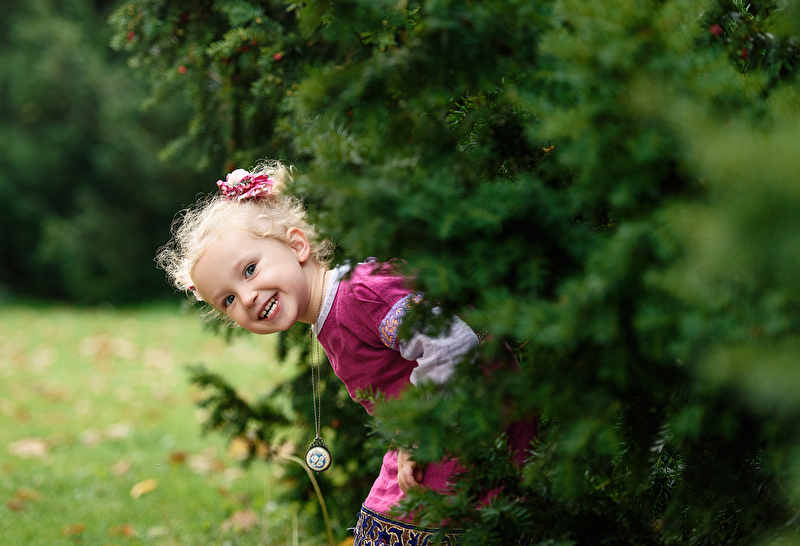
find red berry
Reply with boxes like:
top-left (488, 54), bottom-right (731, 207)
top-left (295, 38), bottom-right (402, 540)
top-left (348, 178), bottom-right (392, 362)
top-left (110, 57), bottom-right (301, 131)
top-left (126, 31), bottom-right (136, 42)
top-left (740, 48), bottom-right (748, 60)
top-left (710, 24), bottom-right (723, 36)
top-left (178, 65), bottom-right (187, 74)
top-left (273, 53), bottom-right (283, 61)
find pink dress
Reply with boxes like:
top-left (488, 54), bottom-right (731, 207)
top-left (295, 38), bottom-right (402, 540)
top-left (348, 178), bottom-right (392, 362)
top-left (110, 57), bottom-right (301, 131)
top-left (312, 259), bottom-right (533, 517)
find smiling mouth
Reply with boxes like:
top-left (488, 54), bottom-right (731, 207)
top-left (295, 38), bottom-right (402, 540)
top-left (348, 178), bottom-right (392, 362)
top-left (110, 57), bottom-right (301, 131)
top-left (260, 295), bottom-right (278, 320)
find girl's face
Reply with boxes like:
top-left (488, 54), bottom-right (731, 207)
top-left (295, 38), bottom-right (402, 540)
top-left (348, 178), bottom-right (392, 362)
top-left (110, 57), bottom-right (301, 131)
top-left (191, 228), bottom-right (317, 334)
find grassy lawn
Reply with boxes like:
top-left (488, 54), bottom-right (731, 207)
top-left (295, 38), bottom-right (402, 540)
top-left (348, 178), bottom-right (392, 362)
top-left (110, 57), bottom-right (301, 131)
top-left (0, 302), bottom-right (326, 545)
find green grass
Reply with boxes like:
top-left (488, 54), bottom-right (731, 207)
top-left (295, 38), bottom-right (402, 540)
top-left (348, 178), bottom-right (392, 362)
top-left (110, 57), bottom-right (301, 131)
top-left (0, 302), bottom-right (325, 546)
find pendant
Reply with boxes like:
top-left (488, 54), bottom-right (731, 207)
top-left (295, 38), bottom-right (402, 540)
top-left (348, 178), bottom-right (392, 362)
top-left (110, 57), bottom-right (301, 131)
top-left (305, 437), bottom-right (332, 472)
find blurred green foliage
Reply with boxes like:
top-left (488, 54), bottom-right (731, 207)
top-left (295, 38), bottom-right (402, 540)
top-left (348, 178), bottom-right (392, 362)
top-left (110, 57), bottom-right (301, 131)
top-left (110, 0), bottom-right (800, 544)
top-left (0, 0), bottom-right (210, 304)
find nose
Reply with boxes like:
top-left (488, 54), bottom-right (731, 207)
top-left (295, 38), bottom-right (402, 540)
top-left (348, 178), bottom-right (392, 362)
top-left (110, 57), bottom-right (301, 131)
top-left (242, 287), bottom-right (259, 309)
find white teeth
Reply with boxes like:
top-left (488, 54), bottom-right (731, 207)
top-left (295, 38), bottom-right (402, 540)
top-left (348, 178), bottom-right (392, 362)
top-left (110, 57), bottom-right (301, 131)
top-left (260, 295), bottom-right (278, 319)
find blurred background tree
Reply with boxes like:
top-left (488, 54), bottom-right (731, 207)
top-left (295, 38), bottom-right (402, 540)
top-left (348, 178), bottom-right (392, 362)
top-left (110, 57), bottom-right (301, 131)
top-left (0, 0), bottom-right (208, 304)
top-left (1, 0), bottom-right (795, 543)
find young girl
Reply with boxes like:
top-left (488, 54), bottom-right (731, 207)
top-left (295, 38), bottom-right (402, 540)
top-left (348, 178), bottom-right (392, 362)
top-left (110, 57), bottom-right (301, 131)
top-left (157, 160), bottom-right (534, 545)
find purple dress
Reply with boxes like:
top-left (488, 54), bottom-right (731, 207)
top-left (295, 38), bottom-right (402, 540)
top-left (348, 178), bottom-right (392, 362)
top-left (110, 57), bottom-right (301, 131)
top-left (312, 259), bottom-right (534, 518)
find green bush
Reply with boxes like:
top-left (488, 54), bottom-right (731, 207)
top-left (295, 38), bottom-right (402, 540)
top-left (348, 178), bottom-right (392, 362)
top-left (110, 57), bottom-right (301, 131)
top-left (112, 0), bottom-right (800, 543)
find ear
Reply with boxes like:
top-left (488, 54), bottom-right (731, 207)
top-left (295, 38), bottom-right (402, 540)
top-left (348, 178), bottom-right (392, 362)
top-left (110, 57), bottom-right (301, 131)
top-left (286, 227), bottom-right (312, 263)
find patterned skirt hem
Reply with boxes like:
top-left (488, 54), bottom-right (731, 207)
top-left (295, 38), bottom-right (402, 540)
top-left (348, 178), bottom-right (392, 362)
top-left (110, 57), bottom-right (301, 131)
top-left (353, 505), bottom-right (462, 546)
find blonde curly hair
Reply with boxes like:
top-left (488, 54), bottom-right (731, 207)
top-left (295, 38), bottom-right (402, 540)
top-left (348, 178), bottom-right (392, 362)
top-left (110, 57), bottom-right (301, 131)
top-left (156, 160), bottom-right (333, 309)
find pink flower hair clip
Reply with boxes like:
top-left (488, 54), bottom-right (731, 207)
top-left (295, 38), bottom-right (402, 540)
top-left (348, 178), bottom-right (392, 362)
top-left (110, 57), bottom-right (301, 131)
top-left (217, 169), bottom-right (274, 201)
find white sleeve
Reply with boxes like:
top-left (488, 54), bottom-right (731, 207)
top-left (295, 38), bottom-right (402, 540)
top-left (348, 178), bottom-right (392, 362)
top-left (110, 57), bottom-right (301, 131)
top-left (398, 315), bottom-right (478, 386)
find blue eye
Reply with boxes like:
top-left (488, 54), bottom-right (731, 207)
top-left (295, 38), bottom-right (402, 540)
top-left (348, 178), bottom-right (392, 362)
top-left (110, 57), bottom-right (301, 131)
top-left (224, 295), bottom-right (235, 307)
top-left (245, 264), bottom-right (256, 278)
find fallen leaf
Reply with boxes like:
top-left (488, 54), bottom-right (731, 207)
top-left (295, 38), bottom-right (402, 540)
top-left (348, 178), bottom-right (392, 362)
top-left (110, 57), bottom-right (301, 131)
top-left (188, 447), bottom-right (225, 475)
top-left (62, 523), bottom-right (86, 536)
top-left (109, 523), bottom-right (136, 537)
top-left (143, 348), bottom-right (173, 371)
top-left (105, 423), bottom-right (132, 439)
top-left (29, 347), bottom-right (56, 372)
top-left (146, 526), bottom-right (169, 538)
top-left (223, 467), bottom-right (244, 483)
top-left (150, 384), bottom-right (169, 400)
top-left (168, 450), bottom-right (187, 465)
top-left (227, 437), bottom-right (250, 461)
top-left (236, 492), bottom-right (252, 505)
top-left (6, 498), bottom-right (26, 512)
top-left (6, 488), bottom-right (42, 513)
top-left (130, 479), bottom-right (158, 499)
top-left (7, 438), bottom-right (48, 458)
top-left (80, 428), bottom-right (103, 447)
top-left (111, 459), bottom-right (131, 476)
top-left (111, 337), bottom-right (137, 360)
top-left (13, 488), bottom-right (41, 502)
top-left (220, 509), bottom-right (259, 532)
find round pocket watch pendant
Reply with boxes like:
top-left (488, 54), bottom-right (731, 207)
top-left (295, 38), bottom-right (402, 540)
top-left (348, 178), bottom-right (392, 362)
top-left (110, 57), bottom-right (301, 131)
top-left (305, 437), bottom-right (332, 472)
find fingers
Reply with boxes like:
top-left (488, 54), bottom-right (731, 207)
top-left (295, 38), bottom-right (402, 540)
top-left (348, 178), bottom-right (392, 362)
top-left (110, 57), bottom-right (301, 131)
top-left (397, 450), bottom-right (424, 493)
top-left (398, 462), bottom-right (416, 493)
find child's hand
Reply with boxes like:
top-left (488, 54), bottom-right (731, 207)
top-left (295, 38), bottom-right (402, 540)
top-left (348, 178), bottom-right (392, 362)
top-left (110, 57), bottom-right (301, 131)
top-left (397, 449), bottom-right (425, 493)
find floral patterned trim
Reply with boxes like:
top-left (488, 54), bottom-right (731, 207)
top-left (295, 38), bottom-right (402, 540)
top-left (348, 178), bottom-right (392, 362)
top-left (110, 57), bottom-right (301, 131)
top-left (379, 293), bottom-right (424, 350)
top-left (353, 505), bottom-right (461, 546)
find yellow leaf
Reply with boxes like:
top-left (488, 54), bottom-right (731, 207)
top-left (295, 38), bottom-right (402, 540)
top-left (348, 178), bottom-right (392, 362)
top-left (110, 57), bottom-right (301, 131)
top-left (130, 479), bottom-right (158, 499)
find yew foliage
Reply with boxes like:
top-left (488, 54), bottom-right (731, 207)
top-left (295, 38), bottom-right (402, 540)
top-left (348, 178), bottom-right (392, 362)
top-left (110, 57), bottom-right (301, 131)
top-left (112, 1), bottom-right (800, 543)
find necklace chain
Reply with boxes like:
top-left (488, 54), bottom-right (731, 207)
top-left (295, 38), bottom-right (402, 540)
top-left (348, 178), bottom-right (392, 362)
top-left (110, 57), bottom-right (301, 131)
top-left (310, 271), bottom-right (327, 440)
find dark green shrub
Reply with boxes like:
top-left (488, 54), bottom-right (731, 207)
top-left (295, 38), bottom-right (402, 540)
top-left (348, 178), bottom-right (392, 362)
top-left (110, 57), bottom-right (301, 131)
top-left (113, 0), bottom-right (800, 543)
